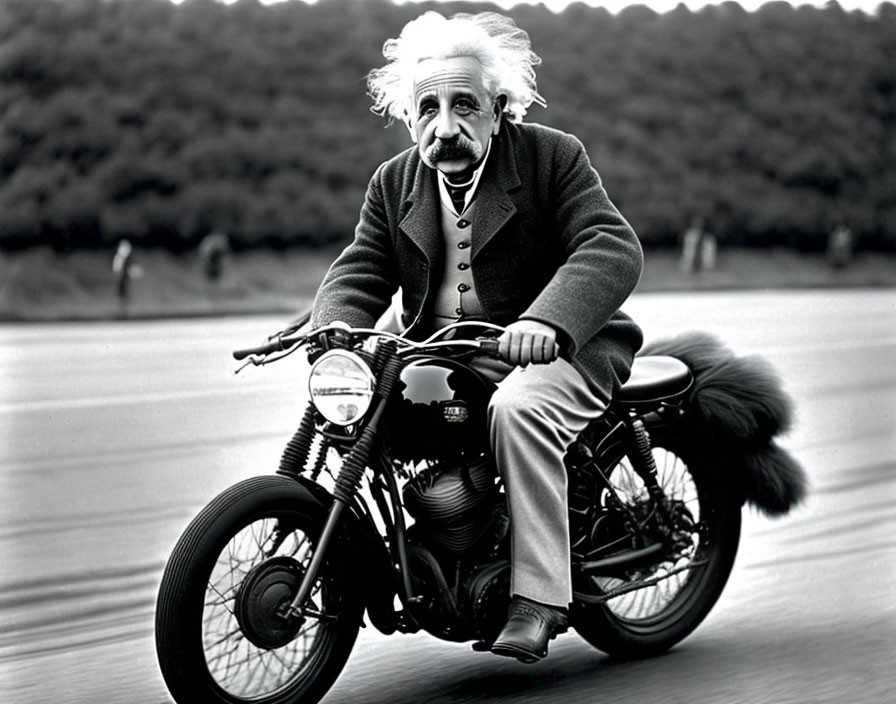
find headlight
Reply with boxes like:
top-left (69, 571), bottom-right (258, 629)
top-left (308, 350), bottom-right (376, 426)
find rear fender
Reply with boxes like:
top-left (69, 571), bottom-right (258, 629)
top-left (589, 420), bottom-right (629, 474)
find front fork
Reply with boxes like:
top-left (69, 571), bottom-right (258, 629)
top-left (283, 344), bottom-right (404, 622)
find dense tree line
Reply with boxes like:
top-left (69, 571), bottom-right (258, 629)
top-left (0, 0), bottom-right (893, 251)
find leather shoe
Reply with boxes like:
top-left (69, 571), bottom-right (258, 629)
top-left (491, 597), bottom-right (568, 663)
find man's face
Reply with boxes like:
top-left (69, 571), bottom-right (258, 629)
top-left (410, 56), bottom-right (501, 179)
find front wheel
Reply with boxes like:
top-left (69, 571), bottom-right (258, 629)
top-left (571, 428), bottom-right (741, 659)
top-left (155, 475), bottom-right (363, 704)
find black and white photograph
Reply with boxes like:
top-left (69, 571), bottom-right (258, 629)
top-left (1, 1), bottom-right (894, 703)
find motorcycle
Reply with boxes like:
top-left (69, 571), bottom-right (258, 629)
top-left (155, 316), bottom-right (806, 704)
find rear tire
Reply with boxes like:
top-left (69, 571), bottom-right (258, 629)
top-left (571, 428), bottom-right (741, 659)
top-left (155, 475), bottom-right (363, 704)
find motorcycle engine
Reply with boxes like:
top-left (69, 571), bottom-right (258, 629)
top-left (403, 455), bottom-right (498, 553)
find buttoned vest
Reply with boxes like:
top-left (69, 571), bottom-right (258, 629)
top-left (431, 199), bottom-right (485, 324)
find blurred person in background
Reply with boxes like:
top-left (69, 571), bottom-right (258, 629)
top-left (113, 238), bottom-right (134, 299)
top-left (827, 222), bottom-right (854, 269)
top-left (112, 238), bottom-right (141, 314)
top-left (311, 11), bottom-right (643, 663)
top-left (199, 230), bottom-right (230, 282)
top-left (679, 216), bottom-right (717, 274)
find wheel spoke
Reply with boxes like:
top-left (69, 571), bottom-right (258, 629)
top-left (200, 515), bottom-right (336, 699)
top-left (598, 445), bottom-right (704, 621)
top-left (206, 582), bottom-right (235, 613)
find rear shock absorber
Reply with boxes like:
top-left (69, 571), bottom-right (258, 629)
top-left (627, 418), bottom-right (672, 524)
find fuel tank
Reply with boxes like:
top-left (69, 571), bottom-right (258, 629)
top-left (386, 357), bottom-right (495, 462)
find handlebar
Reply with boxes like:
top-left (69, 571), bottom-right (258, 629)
top-left (232, 320), bottom-right (505, 366)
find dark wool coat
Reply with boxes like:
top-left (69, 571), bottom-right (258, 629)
top-left (312, 121), bottom-right (644, 391)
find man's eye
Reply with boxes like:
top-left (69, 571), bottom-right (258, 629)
top-left (454, 100), bottom-right (477, 115)
top-left (418, 103), bottom-right (438, 119)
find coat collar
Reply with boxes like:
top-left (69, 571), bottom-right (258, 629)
top-left (399, 124), bottom-right (521, 264)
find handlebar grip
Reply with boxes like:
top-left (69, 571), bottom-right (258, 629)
top-left (232, 339), bottom-right (283, 361)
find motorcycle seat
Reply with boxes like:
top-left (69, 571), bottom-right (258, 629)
top-left (615, 355), bottom-right (692, 404)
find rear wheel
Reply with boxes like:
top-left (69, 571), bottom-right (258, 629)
top-left (571, 429), bottom-right (741, 658)
top-left (155, 475), bottom-right (363, 704)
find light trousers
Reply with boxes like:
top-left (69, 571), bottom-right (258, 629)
top-left (488, 358), bottom-right (610, 608)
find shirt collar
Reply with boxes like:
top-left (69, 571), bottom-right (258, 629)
top-left (436, 137), bottom-right (493, 217)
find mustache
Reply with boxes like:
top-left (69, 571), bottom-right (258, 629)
top-left (425, 137), bottom-right (480, 163)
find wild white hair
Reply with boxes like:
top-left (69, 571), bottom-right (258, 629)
top-left (367, 11), bottom-right (546, 125)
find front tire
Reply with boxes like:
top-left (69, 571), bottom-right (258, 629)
top-left (155, 475), bottom-right (363, 704)
top-left (571, 428), bottom-right (741, 659)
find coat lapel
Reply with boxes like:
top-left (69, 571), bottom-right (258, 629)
top-left (472, 128), bottom-right (520, 261)
top-left (398, 164), bottom-right (441, 267)
top-left (398, 126), bottom-right (521, 264)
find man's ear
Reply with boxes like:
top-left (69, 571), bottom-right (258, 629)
top-left (492, 95), bottom-right (507, 134)
top-left (406, 117), bottom-right (418, 143)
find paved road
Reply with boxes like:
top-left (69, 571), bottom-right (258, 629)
top-left (1, 289), bottom-right (894, 704)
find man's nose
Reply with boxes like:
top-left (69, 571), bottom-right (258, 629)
top-left (434, 109), bottom-right (460, 139)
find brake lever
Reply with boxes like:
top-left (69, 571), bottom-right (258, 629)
top-left (234, 356), bottom-right (263, 375)
top-left (476, 338), bottom-right (501, 357)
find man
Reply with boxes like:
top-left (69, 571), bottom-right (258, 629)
top-left (311, 11), bottom-right (643, 663)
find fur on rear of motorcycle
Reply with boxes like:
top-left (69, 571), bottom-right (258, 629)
top-left (640, 331), bottom-right (807, 516)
